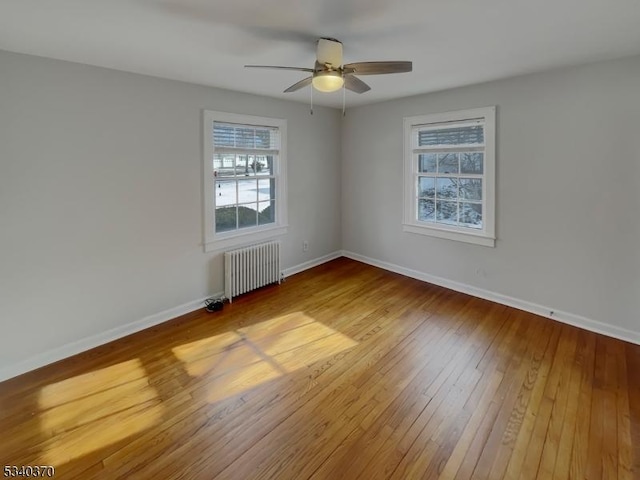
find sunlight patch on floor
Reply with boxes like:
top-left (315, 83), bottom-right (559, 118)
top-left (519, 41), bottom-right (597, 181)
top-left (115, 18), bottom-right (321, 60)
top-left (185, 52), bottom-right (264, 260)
top-left (172, 312), bottom-right (358, 403)
top-left (39, 359), bottom-right (148, 409)
top-left (38, 359), bottom-right (163, 465)
top-left (205, 361), bottom-right (283, 404)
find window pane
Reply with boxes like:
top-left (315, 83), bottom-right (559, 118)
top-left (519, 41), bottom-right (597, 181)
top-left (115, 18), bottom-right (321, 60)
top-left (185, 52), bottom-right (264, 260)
top-left (459, 179), bottom-right (482, 201)
top-left (238, 203), bottom-right (258, 229)
top-left (213, 124), bottom-right (234, 147)
top-left (259, 201), bottom-right (275, 225)
top-left (418, 154), bottom-right (437, 173)
top-left (236, 128), bottom-right (255, 148)
top-left (215, 206), bottom-right (237, 233)
top-left (255, 129), bottom-right (277, 149)
top-left (436, 201), bottom-right (458, 225)
top-left (436, 178), bottom-right (458, 199)
top-left (418, 199), bottom-right (435, 222)
top-left (258, 178), bottom-right (274, 201)
top-left (234, 155), bottom-right (253, 177)
top-left (460, 153), bottom-right (483, 174)
top-left (254, 156), bottom-right (273, 176)
top-left (418, 125), bottom-right (483, 146)
top-left (216, 180), bottom-right (236, 206)
top-left (418, 177), bottom-right (435, 198)
top-left (214, 154), bottom-right (236, 178)
top-left (438, 153), bottom-right (459, 174)
top-left (237, 179), bottom-right (258, 204)
top-left (214, 123), bottom-right (280, 150)
top-left (242, 155), bottom-right (257, 177)
top-left (460, 203), bottom-right (482, 229)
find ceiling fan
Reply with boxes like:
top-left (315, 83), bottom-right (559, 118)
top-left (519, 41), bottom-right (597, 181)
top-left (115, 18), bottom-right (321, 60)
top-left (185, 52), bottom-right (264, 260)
top-left (245, 37), bottom-right (412, 96)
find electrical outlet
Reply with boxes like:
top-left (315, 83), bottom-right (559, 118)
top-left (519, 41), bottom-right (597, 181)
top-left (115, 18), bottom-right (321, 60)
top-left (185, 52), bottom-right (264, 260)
top-left (303, 241), bottom-right (309, 252)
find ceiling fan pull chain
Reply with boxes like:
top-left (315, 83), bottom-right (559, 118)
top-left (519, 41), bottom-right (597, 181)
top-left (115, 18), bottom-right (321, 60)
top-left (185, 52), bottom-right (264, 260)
top-left (310, 84), bottom-right (314, 115)
top-left (342, 83), bottom-right (346, 117)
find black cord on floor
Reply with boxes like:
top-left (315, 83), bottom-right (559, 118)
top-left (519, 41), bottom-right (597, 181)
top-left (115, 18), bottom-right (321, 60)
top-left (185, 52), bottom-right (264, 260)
top-left (204, 297), bottom-right (225, 312)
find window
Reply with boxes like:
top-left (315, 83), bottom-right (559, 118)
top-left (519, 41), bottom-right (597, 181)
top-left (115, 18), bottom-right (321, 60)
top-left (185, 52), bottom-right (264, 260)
top-left (203, 111), bottom-right (287, 252)
top-left (403, 107), bottom-right (496, 247)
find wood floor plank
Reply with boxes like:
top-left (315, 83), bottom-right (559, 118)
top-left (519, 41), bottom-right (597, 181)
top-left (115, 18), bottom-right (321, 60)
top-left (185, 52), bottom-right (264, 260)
top-left (551, 330), bottom-right (591, 480)
top-left (614, 341), bottom-right (633, 480)
top-left (1, 257), bottom-right (639, 480)
top-left (625, 346), bottom-right (640, 477)
top-left (569, 332), bottom-right (597, 480)
top-left (586, 337), bottom-right (607, 479)
top-left (535, 327), bottom-right (580, 479)
top-left (602, 340), bottom-right (620, 479)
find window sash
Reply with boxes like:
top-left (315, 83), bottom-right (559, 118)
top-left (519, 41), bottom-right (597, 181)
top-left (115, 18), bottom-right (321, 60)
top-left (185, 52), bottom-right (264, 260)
top-left (213, 122), bottom-right (280, 151)
top-left (412, 120), bottom-right (485, 150)
top-left (213, 156), bottom-right (278, 233)
top-left (414, 173), bottom-right (485, 227)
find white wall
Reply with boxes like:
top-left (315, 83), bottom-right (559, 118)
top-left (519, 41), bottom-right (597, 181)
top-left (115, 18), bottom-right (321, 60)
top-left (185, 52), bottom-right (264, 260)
top-left (342, 55), bottom-right (640, 340)
top-left (0, 50), bottom-right (342, 378)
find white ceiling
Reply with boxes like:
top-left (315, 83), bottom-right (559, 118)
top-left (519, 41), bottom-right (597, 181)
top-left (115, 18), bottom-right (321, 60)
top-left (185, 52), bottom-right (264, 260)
top-left (1, 0), bottom-right (640, 108)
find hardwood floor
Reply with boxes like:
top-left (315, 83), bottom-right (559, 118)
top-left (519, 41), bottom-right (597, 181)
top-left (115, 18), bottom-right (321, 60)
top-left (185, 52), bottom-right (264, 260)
top-left (1, 257), bottom-right (639, 479)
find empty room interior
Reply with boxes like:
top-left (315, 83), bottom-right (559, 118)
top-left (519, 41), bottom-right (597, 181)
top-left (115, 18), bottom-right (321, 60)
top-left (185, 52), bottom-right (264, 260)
top-left (1, 0), bottom-right (639, 478)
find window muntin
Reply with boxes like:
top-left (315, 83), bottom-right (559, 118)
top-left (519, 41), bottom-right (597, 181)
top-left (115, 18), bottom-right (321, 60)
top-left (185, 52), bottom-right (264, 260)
top-left (403, 107), bottom-right (495, 247)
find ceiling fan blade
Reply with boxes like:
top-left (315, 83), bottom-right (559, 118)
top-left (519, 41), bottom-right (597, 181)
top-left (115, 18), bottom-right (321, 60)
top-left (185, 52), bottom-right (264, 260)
top-left (284, 77), bottom-right (313, 93)
top-left (245, 65), bottom-right (315, 73)
top-left (343, 61), bottom-right (412, 75)
top-left (344, 75), bottom-right (371, 94)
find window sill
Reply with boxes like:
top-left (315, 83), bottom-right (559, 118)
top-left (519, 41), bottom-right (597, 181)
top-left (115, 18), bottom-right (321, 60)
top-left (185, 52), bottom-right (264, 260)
top-left (204, 224), bottom-right (288, 252)
top-left (403, 223), bottom-right (495, 247)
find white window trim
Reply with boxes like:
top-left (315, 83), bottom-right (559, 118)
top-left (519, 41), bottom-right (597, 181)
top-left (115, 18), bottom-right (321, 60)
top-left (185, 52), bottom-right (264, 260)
top-left (203, 110), bottom-right (288, 253)
top-left (403, 106), bottom-right (496, 247)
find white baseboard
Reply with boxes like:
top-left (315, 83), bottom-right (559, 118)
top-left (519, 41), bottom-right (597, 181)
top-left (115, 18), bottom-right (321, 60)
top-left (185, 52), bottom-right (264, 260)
top-left (283, 251), bottom-right (342, 277)
top-left (342, 250), bottom-right (640, 346)
top-left (0, 293), bottom-right (222, 383)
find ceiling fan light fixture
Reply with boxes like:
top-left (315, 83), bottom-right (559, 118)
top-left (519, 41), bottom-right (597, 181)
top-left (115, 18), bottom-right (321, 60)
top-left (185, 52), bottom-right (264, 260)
top-left (312, 71), bottom-right (344, 93)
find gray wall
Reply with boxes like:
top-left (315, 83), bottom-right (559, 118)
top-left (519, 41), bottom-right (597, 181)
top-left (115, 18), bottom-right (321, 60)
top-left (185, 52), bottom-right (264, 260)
top-left (2, 49), bottom-right (639, 379)
top-left (342, 55), bottom-right (640, 337)
top-left (0, 50), bottom-right (342, 372)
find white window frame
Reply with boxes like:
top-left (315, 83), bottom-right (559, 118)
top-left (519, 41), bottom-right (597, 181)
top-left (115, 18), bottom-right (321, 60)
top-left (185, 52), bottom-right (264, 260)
top-left (203, 111), bottom-right (288, 252)
top-left (403, 106), bottom-right (496, 247)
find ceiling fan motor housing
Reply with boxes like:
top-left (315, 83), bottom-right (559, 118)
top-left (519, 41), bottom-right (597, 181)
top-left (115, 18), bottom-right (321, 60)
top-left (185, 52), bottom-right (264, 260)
top-left (317, 37), bottom-right (343, 67)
